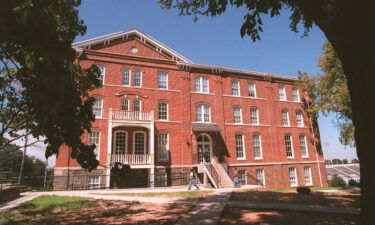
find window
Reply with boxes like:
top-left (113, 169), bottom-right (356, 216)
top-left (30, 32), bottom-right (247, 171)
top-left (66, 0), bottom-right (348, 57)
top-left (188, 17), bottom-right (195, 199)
top-left (134, 132), bottom-right (146, 154)
top-left (121, 99), bottom-right (129, 111)
top-left (122, 68), bottom-right (130, 86)
top-left (304, 167), bottom-right (313, 185)
top-left (92, 98), bottom-right (103, 118)
top-left (253, 135), bottom-right (263, 159)
top-left (233, 107), bottom-right (242, 124)
top-left (282, 110), bottom-right (290, 126)
top-left (256, 169), bottom-right (265, 186)
top-left (250, 108), bottom-right (259, 125)
top-left (248, 82), bottom-right (256, 98)
top-left (133, 99), bottom-right (141, 111)
top-left (300, 135), bottom-right (309, 158)
top-left (289, 168), bottom-right (298, 187)
top-left (88, 175), bottom-right (100, 189)
top-left (158, 72), bottom-right (168, 89)
top-left (88, 131), bottom-right (100, 159)
top-left (235, 134), bottom-right (245, 159)
top-left (279, 86), bottom-right (286, 101)
top-left (134, 70), bottom-right (142, 87)
top-left (196, 105), bottom-right (211, 122)
top-left (195, 76), bottom-right (209, 93)
top-left (158, 102), bottom-right (168, 120)
top-left (95, 65), bottom-right (105, 84)
top-left (285, 135), bottom-right (294, 158)
top-left (296, 111), bottom-right (304, 127)
top-left (238, 170), bottom-right (247, 185)
top-left (158, 133), bottom-right (169, 160)
top-left (232, 80), bottom-right (240, 96)
top-left (114, 131), bottom-right (127, 154)
top-left (292, 88), bottom-right (300, 102)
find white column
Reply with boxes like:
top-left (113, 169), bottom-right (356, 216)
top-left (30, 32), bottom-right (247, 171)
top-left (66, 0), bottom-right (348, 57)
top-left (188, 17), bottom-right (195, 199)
top-left (106, 108), bottom-right (113, 189)
top-left (148, 113), bottom-right (155, 188)
top-left (149, 167), bottom-right (155, 188)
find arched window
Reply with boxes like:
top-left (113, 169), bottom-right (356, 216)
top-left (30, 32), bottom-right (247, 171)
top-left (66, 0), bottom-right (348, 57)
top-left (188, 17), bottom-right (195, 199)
top-left (197, 134), bottom-right (212, 163)
top-left (121, 99), bottom-right (129, 111)
top-left (134, 70), bottom-right (142, 87)
top-left (122, 68), bottom-right (131, 86)
top-left (196, 104), bottom-right (210, 122)
top-left (133, 99), bottom-right (141, 111)
top-left (114, 131), bottom-right (127, 154)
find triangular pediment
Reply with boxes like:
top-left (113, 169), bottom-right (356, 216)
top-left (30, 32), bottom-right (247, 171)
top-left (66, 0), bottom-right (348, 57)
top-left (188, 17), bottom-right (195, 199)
top-left (73, 29), bottom-right (192, 63)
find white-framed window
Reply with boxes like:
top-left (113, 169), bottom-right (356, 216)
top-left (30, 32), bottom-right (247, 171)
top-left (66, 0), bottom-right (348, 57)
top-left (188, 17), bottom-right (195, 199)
top-left (134, 69), bottom-right (142, 87)
top-left (133, 99), bottom-right (141, 111)
top-left (292, 88), bottom-right (300, 102)
top-left (122, 68), bottom-right (131, 86)
top-left (121, 98), bottom-right (129, 111)
top-left (114, 131), bottom-right (127, 154)
top-left (250, 108), bottom-right (259, 125)
top-left (133, 131), bottom-right (146, 154)
top-left (158, 72), bottom-right (168, 89)
top-left (285, 135), bottom-right (294, 158)
top-left (282, 110), bottom-right (290, 126)
top-left (95, 65), bottom-right (105, 84)
top-left (88, 131), bottom-right (100, 159)
top-left (300, 135), bottom-right (309, 158)
top-left (256, 169), bottom-right (265, 186)
top-left (235, 134), bottom-right (245, 159)
top-left (238, 170), bottom-right (247, 185)
top-left (279, 86), bottom-right (286, 101)
top-left (88, 175), bottom-right (100, 189)
top-left (92, 98), bottom-right (103, 118)
top-left (248, 82), bottom-right (256, 98)
top-left (253, 134), bottom-right (263, 159)
top-left (304, 167), bottom-right (313, 185)
top-left (158, 133), bottom-right (169, 160)
top-left (232, 80), bottom-right (240, 96)
top-left (195, 76), bottom-right (209, 93)
top-left (233, 107), bottom-right (242, 124)
top-left (296, 111), bottom-right (304, 127)
top-left (158, 102), bottom-right (168, 120)
top-left (196, 104), bottom-right (211, 122)
top-left (289, 168), bottom-right (298, 187)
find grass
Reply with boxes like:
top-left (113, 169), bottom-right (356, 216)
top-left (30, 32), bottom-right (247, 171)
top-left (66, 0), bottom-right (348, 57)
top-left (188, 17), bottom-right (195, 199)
top-left (94, 190), bottom-right (213, 199)
top-left (267, 186), bottom-right (344, 192)
top-left (17, 195), bottom-right (97, 210)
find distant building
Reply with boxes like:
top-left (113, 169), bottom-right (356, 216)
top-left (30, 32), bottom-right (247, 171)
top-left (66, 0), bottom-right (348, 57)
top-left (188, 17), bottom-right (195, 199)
top-left (326, 164), bottom-right (360, 184)
top-left (54, 29), bottom-right (327, 190)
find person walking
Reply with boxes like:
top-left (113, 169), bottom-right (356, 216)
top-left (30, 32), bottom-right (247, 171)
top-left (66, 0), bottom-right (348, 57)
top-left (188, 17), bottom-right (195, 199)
top-left (188, 169), bottom-right (200, 190)
top-left (233, 168), bottom-right (239, 188)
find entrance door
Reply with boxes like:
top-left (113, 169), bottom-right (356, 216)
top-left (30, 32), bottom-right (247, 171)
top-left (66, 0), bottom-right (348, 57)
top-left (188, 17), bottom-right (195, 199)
top-left (197, 134), bottom-right (212, 163)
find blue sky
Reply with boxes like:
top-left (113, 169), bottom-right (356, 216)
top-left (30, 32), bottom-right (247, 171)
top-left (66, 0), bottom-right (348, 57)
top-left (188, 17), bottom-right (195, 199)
top-left (29, 0), bottom-right (358, 164)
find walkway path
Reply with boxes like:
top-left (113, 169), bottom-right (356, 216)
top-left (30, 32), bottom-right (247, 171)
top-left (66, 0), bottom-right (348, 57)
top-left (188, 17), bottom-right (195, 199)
top-left (0, 192), bottom-right (42, 211)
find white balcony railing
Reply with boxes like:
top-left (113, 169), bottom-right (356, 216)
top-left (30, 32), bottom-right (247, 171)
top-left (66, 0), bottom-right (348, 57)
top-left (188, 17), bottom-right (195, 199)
top-left (111, 154), bottom-right (152, 165)
top-left (112, 110), bottom-right (152, 121)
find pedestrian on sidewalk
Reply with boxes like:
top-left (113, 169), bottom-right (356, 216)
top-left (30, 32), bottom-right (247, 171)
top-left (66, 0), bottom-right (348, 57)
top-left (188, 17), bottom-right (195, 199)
top-left (233, 168), bottom-right (240, 188)
top-left (188, 169), bottom-right (200, 190)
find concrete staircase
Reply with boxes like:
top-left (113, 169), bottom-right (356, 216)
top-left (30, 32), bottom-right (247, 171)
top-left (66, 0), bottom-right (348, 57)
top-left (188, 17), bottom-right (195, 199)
top-left (212, 163), bottom-right (233, 188)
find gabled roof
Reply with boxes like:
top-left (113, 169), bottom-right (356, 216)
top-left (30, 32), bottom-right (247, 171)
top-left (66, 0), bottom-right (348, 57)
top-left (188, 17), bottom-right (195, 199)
top-left (72, 29), bottom-right (192, 63)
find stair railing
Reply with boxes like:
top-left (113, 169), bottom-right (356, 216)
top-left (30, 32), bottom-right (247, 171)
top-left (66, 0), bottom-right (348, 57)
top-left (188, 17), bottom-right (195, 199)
top-left (205, 163), bottom-right (222, 188)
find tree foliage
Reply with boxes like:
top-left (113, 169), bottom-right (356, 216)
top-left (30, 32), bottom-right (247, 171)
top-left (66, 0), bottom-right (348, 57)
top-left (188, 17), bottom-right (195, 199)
top-left (0, 0), bottom-right (101, 170)
top-left (298, 41), bottom-right (354, 147)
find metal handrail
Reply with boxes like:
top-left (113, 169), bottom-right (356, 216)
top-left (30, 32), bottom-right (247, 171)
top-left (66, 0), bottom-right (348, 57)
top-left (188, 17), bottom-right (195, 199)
top-left (205, 163), bottom-right (222, 188)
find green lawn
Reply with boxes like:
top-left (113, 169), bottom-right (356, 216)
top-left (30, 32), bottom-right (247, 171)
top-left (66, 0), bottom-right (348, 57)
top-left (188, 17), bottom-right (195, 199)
top-left (17, 195), bottom-right (97, 210)
top-left (267, 186), bottom-right (344, 193)
top-left (94, 190), bottom-right (213, 199)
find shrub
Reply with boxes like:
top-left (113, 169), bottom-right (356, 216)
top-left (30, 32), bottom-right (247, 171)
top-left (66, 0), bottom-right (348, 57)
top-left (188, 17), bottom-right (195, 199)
top-left (296, 186), bottom-right (311, 195)
top-left (329, 174), bottom-right (346, 187)
top-left (348, 179), bottom-right (360, 187)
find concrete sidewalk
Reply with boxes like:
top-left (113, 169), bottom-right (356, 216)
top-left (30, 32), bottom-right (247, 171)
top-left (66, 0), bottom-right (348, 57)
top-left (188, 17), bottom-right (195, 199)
top-left (0, 192), bottom-right (42, 211)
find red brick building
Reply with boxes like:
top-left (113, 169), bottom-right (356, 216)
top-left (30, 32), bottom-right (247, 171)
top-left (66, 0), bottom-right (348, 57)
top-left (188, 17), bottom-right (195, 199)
top-left (54, 29), bottom-right (327, 189)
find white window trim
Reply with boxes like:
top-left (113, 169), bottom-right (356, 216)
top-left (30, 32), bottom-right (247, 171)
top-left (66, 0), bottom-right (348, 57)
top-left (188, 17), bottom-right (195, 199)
top-left (296, 111), bottom-right (304, 127)
top-left (236, 134), bottom-right (246, 160)
top-left (282, 110), bottom-right (290, 126)
top-left (285, 135), bottom-right (295, 159)
top-left (88, 131), bottom-right (101, 160)
top-left (93, 98), bottom-right (103, 118)
top-left (300, 135), bottom-right (309, 158)
top-left (133, 99), bottom-right (142, 111)
top-left (158, 102), bottom-right (169, 121)
top-left (88, 175), bottom-right (101, 189)
top-left (293, 88), bottom-right (300, 102)
top-left (251, 108), bottom-right (259, 125)
top-left (254, 135), bottom-right (263, 160)
top-left (279, 86), bottom-right (286, 101)
top-left (133, 131), bottom-right (147, 154)
top-left (289, 167), bottom-right (298, 187)
top-left (238, 170), bottom-right (248, 185)
top-left (304, 167), bottom-right (313, 186)
top-left (233, 107), bottom-right (243, 124)
top-left (248, 82), bottom-right (257, 98)
top-left (196, 104), bottom-right (211, 123)
top-left (121, 98), bottom-right (129, 111)
top-left (158, 132), bottom-right (169, 161)
top-left (197, 133), bottom-right (213, 164)
top-left (195, 76), bottom-right (210, 93)
top-left (232, 80), bottom-right (240, 96)
top-left (256, 169), bottom-right (266, 186)
top-left (134, 70), bottom-right (142, 87)
top-left (122, 68), bottom-right (131, 86)
top-left (158, 72), bottom-right (168, 90)
top-left (113, 131), bottom-right (128, 154)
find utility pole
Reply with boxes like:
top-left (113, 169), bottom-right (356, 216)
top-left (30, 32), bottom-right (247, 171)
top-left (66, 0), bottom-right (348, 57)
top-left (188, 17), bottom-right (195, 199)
top-left (43, 158), bottom-right (48, 190)
top-left (18, 128), bottom-right (28, 186)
